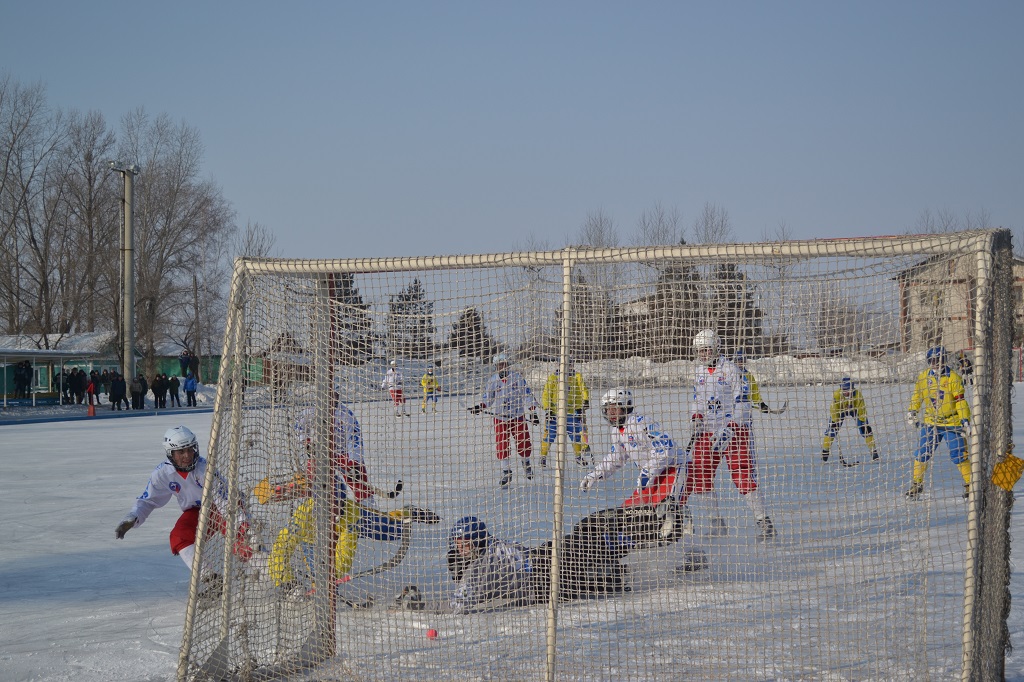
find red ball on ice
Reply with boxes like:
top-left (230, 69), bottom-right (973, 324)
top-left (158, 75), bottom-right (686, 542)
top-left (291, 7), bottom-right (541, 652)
top-left (426, 628), bottom-right (438, 640)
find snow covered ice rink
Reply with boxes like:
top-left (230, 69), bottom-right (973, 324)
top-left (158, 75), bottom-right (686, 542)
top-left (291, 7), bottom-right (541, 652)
top-left (2, 383), bottom-right (1024, 681)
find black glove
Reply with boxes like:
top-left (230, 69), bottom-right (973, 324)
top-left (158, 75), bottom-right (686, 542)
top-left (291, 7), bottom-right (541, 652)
top-left (582, 400), bottom-right (590, 410)
top-left (388, 479), bottom-right (404, 499)
top-left (115, 514), bottom-right (137, 539)
top-left (529, 411), bottom-right (541, 426)
top-left (468, 404), bottom-right (483, 415)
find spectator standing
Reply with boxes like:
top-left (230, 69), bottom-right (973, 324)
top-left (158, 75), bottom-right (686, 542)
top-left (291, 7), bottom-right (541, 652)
top-left (184, 372), bottom-right (198, 407)
top-left (169, 375), bottom-right (181, 407)
top-left (100, 369), bottom-right (111, 398)
top-left (110, 372), bottom-right (130, 410)
top-left (178, 350), bottom-right (191, 377)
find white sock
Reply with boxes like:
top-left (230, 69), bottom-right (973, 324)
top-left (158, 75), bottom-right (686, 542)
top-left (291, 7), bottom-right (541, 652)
top-left (178, 544), bottom-right (196, 572)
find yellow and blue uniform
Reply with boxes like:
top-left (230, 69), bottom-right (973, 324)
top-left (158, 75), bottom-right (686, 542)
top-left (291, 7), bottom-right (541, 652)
top-left (540, 370), bottom-right (591, 464)
top-left (908, 363), bottom-right (971, 489)
top-left (822, 384), bottom-right (879, 460)
top-left (421, 371), bottom-right (441, 412)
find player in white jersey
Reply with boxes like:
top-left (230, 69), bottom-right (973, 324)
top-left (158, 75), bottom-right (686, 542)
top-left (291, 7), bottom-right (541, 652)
top-left (381, 360), bottom-right (408, 417)
top-left (580, 387), bottom-right (689, 517)
top-left (680, 330), bottom-right (776, 541)
top-left (468, 353), bottom-right (542, 487)
top-left (115, 426), bottom-right (252, 591)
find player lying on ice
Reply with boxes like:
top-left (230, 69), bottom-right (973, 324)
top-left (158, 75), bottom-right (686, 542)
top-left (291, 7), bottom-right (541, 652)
top-left (115, 426), bottom-right (252, 597)
top-left (255, 397), bottom-right (439, 593)
top-left (445, 510), bottom-right (707, 615)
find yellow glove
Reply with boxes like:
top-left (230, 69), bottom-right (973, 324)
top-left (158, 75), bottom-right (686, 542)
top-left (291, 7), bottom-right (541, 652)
top-left (254, 473), bottom-right (307, 504)
top-left (992, 447), bottom-right (1024, 492)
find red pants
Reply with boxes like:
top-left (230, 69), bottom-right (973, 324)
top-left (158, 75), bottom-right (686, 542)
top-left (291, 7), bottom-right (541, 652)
top-left (494, 417), bottom-right (532, 461)
top-left (682, 425), bottom-right (757, 501)
top-left (621, 467), bottom-right (678, 508)
top-left (171, 507), bottom-right (252, 560)
top-left (389, 389), bottom-right (405, 405)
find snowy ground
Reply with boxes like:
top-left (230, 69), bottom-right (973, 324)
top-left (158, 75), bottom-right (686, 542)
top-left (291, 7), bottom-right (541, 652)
top-left (1, 384), bottom-right (1023, 681)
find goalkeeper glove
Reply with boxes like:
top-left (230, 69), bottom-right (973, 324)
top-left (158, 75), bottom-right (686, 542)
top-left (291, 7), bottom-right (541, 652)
top-left (115, 513), bottom-right (137, 539)
top-left (467, 404), bottom-right (483, 415)
top-left (638, 468), bottom-right (652, 488)
top-left (906, 411), bottom-right (918, 427)
top-left (960, 419), bottom-right (970, 434)
top-left (579, 473), bottom-right (600, 492)
top-left (529, 410), bottom-right (541, 426)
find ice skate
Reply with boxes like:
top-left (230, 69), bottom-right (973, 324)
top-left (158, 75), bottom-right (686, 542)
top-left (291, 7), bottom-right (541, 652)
top-left (871, 449), bottom-right (880, 461)
top-left (821, 448), bottom-right (830, 462)
top-left (905, 482), bottom-right (924, 500)
top-left (522, 458), bottom-right (534, 480)
top-left (499, 469), bottom-right (513, 488)
top-left (675, 549), bottom-right (709, 574)
top-left (756, 516), bottom-right (777, 542)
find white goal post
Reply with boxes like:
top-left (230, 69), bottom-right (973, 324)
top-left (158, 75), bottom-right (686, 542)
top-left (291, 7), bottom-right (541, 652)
top-left (179, 229), bottom-right (1014, 681)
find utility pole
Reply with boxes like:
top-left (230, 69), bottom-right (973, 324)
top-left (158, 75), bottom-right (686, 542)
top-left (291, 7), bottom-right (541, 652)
top-left (109, 162), bottom-right (140, 380)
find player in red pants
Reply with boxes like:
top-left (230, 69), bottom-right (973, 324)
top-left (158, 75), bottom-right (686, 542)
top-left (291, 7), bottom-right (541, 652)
top-left (115, 426), bottom-right (252, 596)
top-left (468, 353), bottom-right (541, 488)
top-left (679, 330), bottom-right (776, 541)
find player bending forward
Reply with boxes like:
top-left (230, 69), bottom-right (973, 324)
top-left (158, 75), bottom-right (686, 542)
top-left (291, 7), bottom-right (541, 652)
top-left (115, 426), bottom-right (252, 595)
top-left (261, 400), bottom-right (438, 592)
top-left (821, 377), bottom-right (880, 462)
top-left (446, 512), bottom-right (704, 614)
top-left (579, 387), bottom-right (693, 533)
top-left (681, 329), bottom-right (776, 541)
top-left (905, 346), bottom-right (972, 500)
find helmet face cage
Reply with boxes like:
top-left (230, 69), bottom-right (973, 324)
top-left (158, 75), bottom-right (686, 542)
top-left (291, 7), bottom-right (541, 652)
top-left (693, 329), bottom-right (720, 360)
top-left (601, 387), bottom-right (633, 423)
top-left (164, 426), bottom-right (199, 472)
top-left (840, 377), bottom-right (854, 393)
top-left (926, 346), bottom-right (947, 366)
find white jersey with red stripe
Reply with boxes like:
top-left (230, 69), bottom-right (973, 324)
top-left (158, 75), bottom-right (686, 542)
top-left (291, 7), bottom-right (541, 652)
top-left (592, 413), bottom-right (685, 481)
top-left (689, 356), bottom-right (743, 432)
top-left (129, 456), bottom-right (229, 527)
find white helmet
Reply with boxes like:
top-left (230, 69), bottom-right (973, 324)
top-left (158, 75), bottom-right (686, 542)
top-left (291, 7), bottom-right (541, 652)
top-left (693, 329), bottom-right (720, 352)
top-left (390, 360), bottom-right (397, 367)
top-left (600, 387), bottom-right (634, 410)
top-left (164, 425), bottom-right (199, 472)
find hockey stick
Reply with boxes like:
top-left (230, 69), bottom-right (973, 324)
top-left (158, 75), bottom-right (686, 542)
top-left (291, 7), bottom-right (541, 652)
top-left (834, 434), bottom-right (860, 468)
top-left (341, 521), bottom-right (413, 580)
top-left (765, 400), bottom-right (788, 415)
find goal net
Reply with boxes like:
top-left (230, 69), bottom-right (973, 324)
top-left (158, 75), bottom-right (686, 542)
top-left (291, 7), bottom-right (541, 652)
top-left (179, 229), bottom-right (1014, 681)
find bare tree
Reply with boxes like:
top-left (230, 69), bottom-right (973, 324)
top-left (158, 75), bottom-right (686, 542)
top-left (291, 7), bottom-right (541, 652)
top-left (578, 209), bottom-right (618, 248)
top-left (59, 109), bottom-right (118, 331)
top-left (914, 207), bottom-right (993, 234)
top-left (234, 220), bottom-right (278, 258)
top-left (632, 202), bottom-right (684, 246)
top-left (117, 108), bottom-right (236, 375)
top-left (761, 219), bottom-right (794, 243)
top-left (692, 202), bottom-right (734, 244)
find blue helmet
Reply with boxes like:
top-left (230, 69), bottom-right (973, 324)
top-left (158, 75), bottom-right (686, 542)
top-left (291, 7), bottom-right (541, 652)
top-left (926, 346), bottom-right (948, 365)
top-left (449, 516), bottom-right (488, 551)
top-left (840, 377), bottom-right (854, 392)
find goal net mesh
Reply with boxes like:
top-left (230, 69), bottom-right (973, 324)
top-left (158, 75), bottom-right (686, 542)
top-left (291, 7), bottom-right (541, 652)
top-left (179, 230), bottom-right (1014, 681)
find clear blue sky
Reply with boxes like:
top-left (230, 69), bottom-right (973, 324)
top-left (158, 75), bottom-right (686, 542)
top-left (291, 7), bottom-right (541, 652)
top-left (3, 1), bottom-right (1021, 258)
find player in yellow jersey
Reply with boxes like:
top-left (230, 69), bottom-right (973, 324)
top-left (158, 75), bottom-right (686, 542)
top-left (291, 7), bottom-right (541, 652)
top-left (540, 364), bottom-right (591, 467)
top-left (821, 377), bottom-right (880, 464)
top-left (905, 346), bottom-right (972, 500)
top-left (420, 367), bottom-right (441, 413)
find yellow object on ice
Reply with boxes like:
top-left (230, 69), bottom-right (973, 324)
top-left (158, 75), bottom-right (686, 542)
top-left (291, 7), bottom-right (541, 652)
top-left (992, 450), bottom-right (1024, 492)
